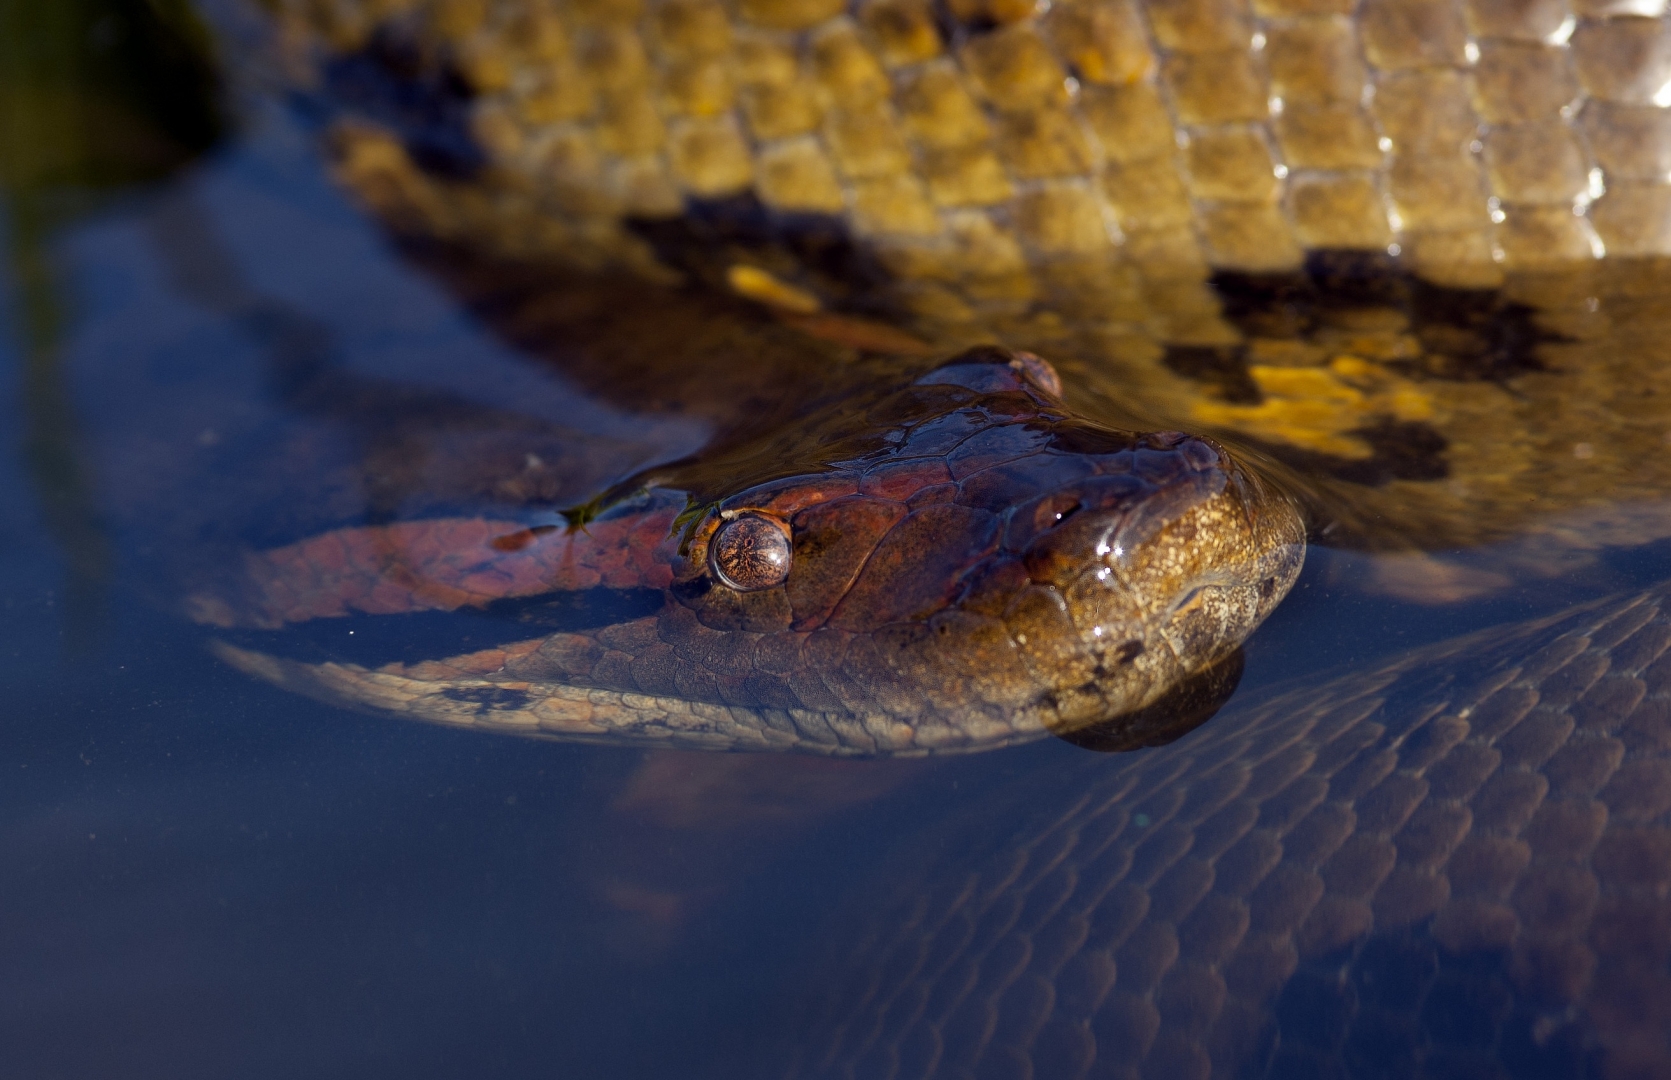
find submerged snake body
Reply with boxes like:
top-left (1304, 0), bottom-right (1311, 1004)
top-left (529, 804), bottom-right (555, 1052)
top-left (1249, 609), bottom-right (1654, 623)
top-left (788, 585), bottom-right (1671, 1078)
top-left (206, 349), bottom-right (1303, 753)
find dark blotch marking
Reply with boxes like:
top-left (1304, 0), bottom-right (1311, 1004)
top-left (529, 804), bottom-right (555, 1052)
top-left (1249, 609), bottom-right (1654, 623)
top-left (318, 24), bottom-right (484, 177)
top-left (1305, 250), bottom-right (1409, 309)
top-left (1164, 344), bottom-right (1263, 405)
top-left (1212, 271), bottom-right (1320, 340)
top-left (933, 0), bottom-right (999, 38)
top-left (1155, 388), bottom-right (1451, 488)
top-left (1158, 252), bottom-right (1570, 488)
top-left (439, 686), bottom-right (533, 711)
top-left (626, 194), bottom-right (889, 313)
top-left (1248, 420), bottom-right (1450, 488)
top-left (1405, 282), bottom-right (1552, 383)
top-left (1199, 251), bottom-right (1553, 389)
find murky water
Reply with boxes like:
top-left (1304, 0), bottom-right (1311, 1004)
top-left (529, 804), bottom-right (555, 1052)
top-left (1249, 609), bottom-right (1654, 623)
top-left (7, 4), bottom-right (1671, 1078)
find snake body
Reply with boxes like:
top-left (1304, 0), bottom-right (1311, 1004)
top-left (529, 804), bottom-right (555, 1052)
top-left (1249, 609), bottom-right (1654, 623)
top-left (263, 0), bottom-right (1671, 551)
top-left (784, 583), bottom-right (1671, 1079)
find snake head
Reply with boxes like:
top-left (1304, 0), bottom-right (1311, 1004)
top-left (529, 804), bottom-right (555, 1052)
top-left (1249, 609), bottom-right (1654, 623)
top-left (669, 347), bottom-right (1306, 747)
top-left (993, 426), bottom-right (1305, 736)
top-left (202, 346), bottom-right (1303, 755)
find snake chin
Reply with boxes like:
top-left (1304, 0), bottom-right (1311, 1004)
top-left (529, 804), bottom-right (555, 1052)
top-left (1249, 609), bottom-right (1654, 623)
top-left (1054, 648), bottom-right (1248, 754)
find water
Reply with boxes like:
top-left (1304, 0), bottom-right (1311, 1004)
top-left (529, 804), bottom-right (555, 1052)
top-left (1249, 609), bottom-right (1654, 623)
top-left (4, 4), bottom-right (1668, 1078)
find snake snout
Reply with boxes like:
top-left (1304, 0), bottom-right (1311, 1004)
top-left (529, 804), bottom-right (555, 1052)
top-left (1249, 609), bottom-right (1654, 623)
top-left (1011, 433), bottom-right (1236, 589)
top-left (1008, 437), bottom-right (1305, 735)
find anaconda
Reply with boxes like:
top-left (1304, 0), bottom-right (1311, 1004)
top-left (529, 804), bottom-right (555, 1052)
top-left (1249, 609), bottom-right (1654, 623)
top-left (136, 2), bottom-right (1671, 1076)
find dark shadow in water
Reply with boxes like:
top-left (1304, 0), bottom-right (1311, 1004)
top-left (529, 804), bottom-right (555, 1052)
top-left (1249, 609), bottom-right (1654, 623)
top-left (0, 0), bottom-right (223, 648)
top-left (134, 183), bottom-right (659, 553)
top-left (318, 20), bottom-right (486, 179)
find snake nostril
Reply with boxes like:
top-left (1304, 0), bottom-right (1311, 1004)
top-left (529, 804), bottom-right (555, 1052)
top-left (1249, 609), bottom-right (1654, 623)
top-left (1032, 496), bottom-right (1083, 533)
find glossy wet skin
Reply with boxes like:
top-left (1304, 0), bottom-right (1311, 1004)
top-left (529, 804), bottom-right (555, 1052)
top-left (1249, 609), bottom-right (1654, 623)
top-left (205, 347), bottom-right (1304, 754)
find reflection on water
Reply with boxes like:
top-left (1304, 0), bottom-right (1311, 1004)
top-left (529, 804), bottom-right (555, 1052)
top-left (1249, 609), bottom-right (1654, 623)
top-left (4, 3), bottom-right (1671, 1079)
top-left (1, 0), bottom-right (221, 647)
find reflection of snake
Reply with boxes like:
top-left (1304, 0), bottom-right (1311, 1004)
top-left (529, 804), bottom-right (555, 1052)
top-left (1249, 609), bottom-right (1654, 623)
top-left (786, 584), bottom-right (1671, 1078)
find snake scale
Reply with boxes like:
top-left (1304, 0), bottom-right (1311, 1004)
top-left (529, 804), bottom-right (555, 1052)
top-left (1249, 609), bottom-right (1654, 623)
top-left (185, 0), bottom-right (1671, 1075)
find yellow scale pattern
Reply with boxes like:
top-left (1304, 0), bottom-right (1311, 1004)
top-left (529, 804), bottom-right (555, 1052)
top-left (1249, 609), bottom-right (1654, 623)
top-left (280, 0), bottom-right (1671, 296)
top-left (267, 0), bottom-right (1671, 554)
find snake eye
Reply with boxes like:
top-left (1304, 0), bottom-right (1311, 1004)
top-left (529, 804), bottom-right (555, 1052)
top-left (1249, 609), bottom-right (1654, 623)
top-left (709, 512), bottom-right (792, 591)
